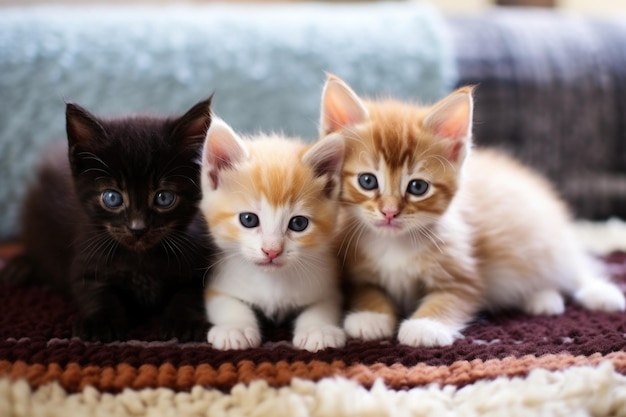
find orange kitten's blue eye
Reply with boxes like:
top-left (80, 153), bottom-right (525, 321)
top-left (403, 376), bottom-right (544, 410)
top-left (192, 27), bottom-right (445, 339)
top-left (358, 173), bottom-right (378, 190)
top-left (102, 190), bottom-right (123, 208)
top-left (407, 179), bottom-right (429, 196)
top-left (288, 216), bottom-right (309, 232)
top-left (154, 191), bottom-right (176, 208)
top-left (239, 212), bottom-right (259, 228)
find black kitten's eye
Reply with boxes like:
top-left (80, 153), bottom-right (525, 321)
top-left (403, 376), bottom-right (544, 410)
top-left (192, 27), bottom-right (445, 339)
top-left (239, 212), bottom-right (259, 228)
top-left (358, 173), bottom-right (378, 191)
top-left (288, 216), bottom-right (309, 232)
top-left (407, 179), bottom-right (429, 196)
top-left (102, 190), bottom-right (123, 209)
top-left (154, 191), bottom-right (176, 208)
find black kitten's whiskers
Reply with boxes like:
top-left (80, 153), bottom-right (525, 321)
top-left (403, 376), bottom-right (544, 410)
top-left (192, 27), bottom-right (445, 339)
top-left (1, 97), bottom-right (216, 342)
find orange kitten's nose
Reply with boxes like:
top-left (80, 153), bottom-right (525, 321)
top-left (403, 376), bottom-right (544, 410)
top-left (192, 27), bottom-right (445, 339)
top-left (381, 208), bottom-right (398, 222)
top-left (262, 248), bottom-right (282, 261)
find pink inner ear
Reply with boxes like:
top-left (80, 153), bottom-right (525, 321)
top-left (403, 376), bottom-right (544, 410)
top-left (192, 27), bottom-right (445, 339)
top-left (432, 101), bottom-right (471, 142)
top-left (324, 96), bottom-right (353, 134)
top-left (205, 143), bottom-right (232, 190)
top-left (207, 141), bottom-right (233, 171)
top-left (208, 169), bottom-right (220, 190)
top-left (449, 141), bottom-right (464, 162)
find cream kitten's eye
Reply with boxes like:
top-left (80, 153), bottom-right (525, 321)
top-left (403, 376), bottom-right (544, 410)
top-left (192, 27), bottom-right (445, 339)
top-left (239, 212), bottom-right (259, 228)
top-left (358, 173), bottom-right (378, 190)
top-left (102, 190), bottom-right (123, 209)
top-left (288, 216), bottom-right (309, 232)
top-left (407, 180), bottom-right (429, 196)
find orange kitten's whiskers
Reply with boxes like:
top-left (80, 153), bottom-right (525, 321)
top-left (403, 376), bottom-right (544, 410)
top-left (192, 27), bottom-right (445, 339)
top-left (337, 216), bottom-right (369, 266)
top-left (412, 225), bottom-right (444, 254)
top-left (322, 75), bottom-right (624, 348)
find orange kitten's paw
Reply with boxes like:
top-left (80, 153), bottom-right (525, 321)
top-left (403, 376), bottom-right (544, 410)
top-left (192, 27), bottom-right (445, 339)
top-left (344, 312), bottom-right (395, 341)
top-left (207, 325), bottom-right (261, 350)
top-left (293, 325), bottom-right (346, 352)
top-left (397, 318), bottom-right (461, 347)
top-left (522, 289), bottom-right (565, 316)
top-left (575, 281), bottom-right (626, 312)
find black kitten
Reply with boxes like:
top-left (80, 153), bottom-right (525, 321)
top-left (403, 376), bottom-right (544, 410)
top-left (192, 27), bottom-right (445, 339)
top-left (2, 97), bottom-right (215, 342)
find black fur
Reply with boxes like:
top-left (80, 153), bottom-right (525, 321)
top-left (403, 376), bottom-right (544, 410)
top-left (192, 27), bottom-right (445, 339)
top-left (2, 97), bottom-right (215, 342)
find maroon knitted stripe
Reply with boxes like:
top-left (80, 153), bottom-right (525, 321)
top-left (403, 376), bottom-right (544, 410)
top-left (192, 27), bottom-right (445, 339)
top-left (1, 253), bottom-right (625, 370)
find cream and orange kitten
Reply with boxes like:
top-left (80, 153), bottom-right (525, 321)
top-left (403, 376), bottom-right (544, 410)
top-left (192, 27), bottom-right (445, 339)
top-left (200, 116), bottom-right (346, 351)
top-left (320, 75), bottom-right (625, 348)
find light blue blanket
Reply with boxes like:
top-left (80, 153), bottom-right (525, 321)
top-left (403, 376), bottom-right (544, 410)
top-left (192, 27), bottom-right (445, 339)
top-left (0, 3), bottom-right (456, 240)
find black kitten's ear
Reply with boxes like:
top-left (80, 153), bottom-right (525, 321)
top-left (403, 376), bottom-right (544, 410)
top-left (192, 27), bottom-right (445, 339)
top-left (66, 103), bottom-right (107, 148)
top-left (171, 94), bottom-right (214, 147)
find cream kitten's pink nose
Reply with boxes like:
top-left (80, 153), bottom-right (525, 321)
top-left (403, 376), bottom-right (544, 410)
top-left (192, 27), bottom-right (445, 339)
top-left (262, 248), bottom-right (282, 260)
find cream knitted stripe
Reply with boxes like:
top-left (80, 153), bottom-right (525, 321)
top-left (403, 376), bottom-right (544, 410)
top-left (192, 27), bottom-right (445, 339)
top-left (1, 361), bottom-right (625, 417)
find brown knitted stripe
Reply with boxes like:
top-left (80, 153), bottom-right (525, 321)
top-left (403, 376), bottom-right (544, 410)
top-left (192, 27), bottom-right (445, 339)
top-left (2, 352), bottom-right (626, 393)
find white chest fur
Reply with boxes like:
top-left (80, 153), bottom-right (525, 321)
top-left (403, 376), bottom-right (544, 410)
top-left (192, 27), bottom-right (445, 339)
top-left (357, 232), bottom-right (436, 315)
top-left (212, 257), bottom-right (337, 321)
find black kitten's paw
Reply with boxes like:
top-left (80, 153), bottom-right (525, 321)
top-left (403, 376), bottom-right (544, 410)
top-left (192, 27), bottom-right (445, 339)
top-left (159, 318), bottom-right (209, 343)
top-left (73, 317), bottom-right (128, 343)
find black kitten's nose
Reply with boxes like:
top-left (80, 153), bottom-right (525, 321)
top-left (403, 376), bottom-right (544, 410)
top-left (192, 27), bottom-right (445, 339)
top-left (129, 219), bottom-right (147, 238)
top-left (129, 227), bottom-right (147, 238)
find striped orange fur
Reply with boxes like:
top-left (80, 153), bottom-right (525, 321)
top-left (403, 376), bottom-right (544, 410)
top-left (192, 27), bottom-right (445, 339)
top-left (321, 75), bottom-right (624, 348)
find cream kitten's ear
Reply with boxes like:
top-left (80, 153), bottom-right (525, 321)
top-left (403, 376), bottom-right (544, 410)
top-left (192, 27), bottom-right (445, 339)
top-left (202, 116), bottom-right (248, 190)
top-left (423, 86), bottom-right (475, 163)
top-left (320, 74), bottom-right (370, 136)
top-left (303, 133), bottom-right (345, 197)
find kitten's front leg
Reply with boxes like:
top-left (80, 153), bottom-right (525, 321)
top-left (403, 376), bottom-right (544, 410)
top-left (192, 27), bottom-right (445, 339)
top-left (343, 284), bottom-right (397, 341)
top-left (205, 292), bottom-right (261, 350)
top-left (72, 279), bottom-right (129, 342)
top-left (293, 295), bottom-right (346, 352)
top-left (398, 290), bottom-right (478, 348)
top-left (160, 287), bottom-right (209, 342)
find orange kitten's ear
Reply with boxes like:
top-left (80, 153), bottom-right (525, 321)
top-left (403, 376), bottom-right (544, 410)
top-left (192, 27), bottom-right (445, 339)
top-left (202, 116), bottom-right (248, 190)
top-left (303, 133), bottom-right (345, 198)
top-left (320, 74), bottom-right (370, 136)
top-left (423, 86), bottom-right (475, 163)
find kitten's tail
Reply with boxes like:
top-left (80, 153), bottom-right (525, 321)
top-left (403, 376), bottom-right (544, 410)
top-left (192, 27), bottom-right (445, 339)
top-left (571, 253), bottom-right (625, 312)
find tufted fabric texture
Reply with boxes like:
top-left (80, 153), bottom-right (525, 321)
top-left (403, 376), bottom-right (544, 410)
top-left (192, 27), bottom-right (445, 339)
top-left (1, 247), bottom-right (626, 415)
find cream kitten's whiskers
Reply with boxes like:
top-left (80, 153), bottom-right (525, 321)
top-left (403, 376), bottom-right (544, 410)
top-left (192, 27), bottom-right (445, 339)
top-left (200, 116), bottom-right (347, 352)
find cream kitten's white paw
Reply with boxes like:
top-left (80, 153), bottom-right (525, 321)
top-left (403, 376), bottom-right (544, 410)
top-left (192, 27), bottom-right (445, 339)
top-left (397, 318), bottom-right (461, 347)
top-left (207, 325), bottom-right (261, 350)
top-left (293, 325), bottom-right (346, 352)
top-left (522, 289), bottom-right (565, 316)
top-left (344, 311), bottom-right (395, 341)
top-left (575, 280), bottom-right (626, 312)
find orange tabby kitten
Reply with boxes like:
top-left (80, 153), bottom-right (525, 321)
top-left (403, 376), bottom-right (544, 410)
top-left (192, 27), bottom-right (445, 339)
top-left (320, 75), bottom-right (625, 348)
top-left (200, 116), bottom-right (346, 351)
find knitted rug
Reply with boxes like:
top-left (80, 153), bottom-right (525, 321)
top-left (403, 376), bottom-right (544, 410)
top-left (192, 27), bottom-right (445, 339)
top-left (1, 233), bottom-right (626, 415)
